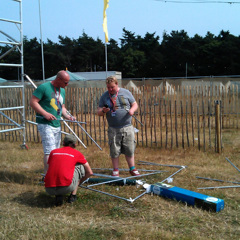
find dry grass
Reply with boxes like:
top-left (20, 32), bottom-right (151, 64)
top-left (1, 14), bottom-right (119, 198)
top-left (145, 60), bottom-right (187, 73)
top-left (0, 129), bottom-right (240, 240)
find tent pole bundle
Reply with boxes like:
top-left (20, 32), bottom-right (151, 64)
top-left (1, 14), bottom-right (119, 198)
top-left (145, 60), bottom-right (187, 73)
top-left (85, 178), bottom-right (138, 186)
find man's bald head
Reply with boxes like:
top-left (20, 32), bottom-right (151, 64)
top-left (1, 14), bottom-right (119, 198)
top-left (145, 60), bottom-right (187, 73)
top-left (57, 70), bottom-right (69, 80)
top-left (52, 70), bottom-right (70, 88)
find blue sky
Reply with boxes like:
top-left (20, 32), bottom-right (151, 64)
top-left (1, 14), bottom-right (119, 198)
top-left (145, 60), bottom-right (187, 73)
top-left (0, 0), bottom-right (240, 44)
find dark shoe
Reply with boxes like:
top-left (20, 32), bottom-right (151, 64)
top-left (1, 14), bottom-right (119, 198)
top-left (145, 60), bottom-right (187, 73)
top-left (39, 175), bottom-right (45, 184)
top-left (68, 194), bottom-right (77, 203)
top-left (55, 195), bottom-right (63, 206)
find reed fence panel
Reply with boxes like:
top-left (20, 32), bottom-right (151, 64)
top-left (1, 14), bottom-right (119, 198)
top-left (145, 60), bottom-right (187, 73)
top-left (0, 84), bottom-right (239, 152)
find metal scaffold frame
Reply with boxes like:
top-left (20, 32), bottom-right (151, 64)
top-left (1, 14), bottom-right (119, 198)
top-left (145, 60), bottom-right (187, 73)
top-left (0, 0), bottom-right (27, 148)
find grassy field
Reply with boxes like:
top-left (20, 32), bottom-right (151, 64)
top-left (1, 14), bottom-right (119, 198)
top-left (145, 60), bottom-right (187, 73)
top-left (0, 129), bottom-right (240, 240)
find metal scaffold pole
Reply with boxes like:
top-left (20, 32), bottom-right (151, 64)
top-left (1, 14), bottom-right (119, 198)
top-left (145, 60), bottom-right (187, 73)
top-left (0, 0), bottom-right (27, 149)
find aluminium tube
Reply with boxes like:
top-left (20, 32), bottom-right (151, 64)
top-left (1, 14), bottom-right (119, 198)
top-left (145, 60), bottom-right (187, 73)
top-left (62, 118), bottom-right (87, 148)
top-left (80, 185), bottom-right (132, 202)
top-left (87, 171), bottom-right (165, 188)
top-left (196, 176), bottom-right (240, 185)
top-left (161, 167), bottom-right (186, 183)
top-left (198, 185), bottom-right (240, 190)
top-left (66, 110), bottom-right (102, 151)
top-left (125, 108), bottom-right (144, 126)
top-left (92, 167), bottom-right (164, 172)
top-left (131, 191), bottom-right (148, 203)
top-left (0, 110), bottom-right (21, 127)
top-left (138, 160), bottom-right (186, 169)
top-left (36, 116), bottom-right (86, 124)
top-left (225, 157), bottom-right (240, 173)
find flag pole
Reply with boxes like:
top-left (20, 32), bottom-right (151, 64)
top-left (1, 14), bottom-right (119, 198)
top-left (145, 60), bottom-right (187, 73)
top-left (103, 0), bottom-right (109, 79)
top-left (38, 0), bottom-right (45, 81)
top-left (105, 43), bottom-right (108, 78)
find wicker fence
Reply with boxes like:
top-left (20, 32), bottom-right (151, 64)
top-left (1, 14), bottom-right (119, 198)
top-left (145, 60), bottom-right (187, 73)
top-left (0, 83), bottom-right (239, 152)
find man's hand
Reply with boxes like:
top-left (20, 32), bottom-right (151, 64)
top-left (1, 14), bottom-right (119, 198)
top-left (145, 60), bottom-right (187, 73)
top-left (43, 113), bottom-right (57, 121)
top-left (65, 115), bottom-right (76, 121)
top-left (128, 109), bottom-right (135, 116)
top-left (102, 106), bottom-right (110, 114)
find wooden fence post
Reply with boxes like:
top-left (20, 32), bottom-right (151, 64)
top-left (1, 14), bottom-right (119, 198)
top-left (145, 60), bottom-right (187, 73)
top-left (215, 100), bottom-right (221, 153)
top-left (180, 100), bottom-right (184, 149)
top-left (175, 100), bottom-right (178, 148)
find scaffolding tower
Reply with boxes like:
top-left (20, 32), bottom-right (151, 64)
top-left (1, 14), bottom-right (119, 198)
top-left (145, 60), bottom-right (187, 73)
top-left (0, 0), bottom-right (27, 148)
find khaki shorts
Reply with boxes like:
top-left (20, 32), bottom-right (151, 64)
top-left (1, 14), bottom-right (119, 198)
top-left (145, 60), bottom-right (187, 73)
top-left (45, 164), bottom-right (85, 196)
top-left (108, 125), bottom-right (136, 158)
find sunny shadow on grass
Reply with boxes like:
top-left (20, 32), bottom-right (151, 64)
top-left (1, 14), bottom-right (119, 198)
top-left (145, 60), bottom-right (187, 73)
top-left (14, 191), bottom-right (55, 208)
top-left (0, 170), bottom-right (30, 184)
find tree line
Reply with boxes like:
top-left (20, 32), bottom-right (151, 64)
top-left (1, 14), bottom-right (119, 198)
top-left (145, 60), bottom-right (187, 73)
top-left (1, 28), bottom-right (240, 80)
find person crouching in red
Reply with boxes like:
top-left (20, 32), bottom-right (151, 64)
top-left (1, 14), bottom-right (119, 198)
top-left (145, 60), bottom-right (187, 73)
top-left (44, 134), bottom-right (93, 206)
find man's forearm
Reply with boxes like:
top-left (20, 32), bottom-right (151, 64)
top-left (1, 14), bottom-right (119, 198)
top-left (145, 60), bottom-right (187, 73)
top-left (79, 172), bottom-right (93, 185)
top-left (97, 107), bottom-right (105, 116)
top-left (61, 107), bottom-right (69, 118)
top-left (30, 101), bottom-right (48, 117)
top-left (129, 102), bottom-right (138, 116)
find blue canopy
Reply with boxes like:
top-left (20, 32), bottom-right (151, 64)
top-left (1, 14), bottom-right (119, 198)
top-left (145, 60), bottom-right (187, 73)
top-left (45, 70), bottom-right (86, 81)
top-left (0, 77), bottom-right (7, 82)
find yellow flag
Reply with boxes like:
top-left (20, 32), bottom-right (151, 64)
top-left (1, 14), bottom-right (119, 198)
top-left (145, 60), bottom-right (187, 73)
top-left (103, 0), bottom-right (109, 43)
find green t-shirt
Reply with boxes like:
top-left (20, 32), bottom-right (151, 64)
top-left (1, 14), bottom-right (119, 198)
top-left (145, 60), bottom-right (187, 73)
top-left (33, 82), bottom-right (66, 128)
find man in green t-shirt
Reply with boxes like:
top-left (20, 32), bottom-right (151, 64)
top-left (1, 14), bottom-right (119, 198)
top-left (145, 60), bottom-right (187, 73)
top-left (30, 70), bottom-right (75, 174)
